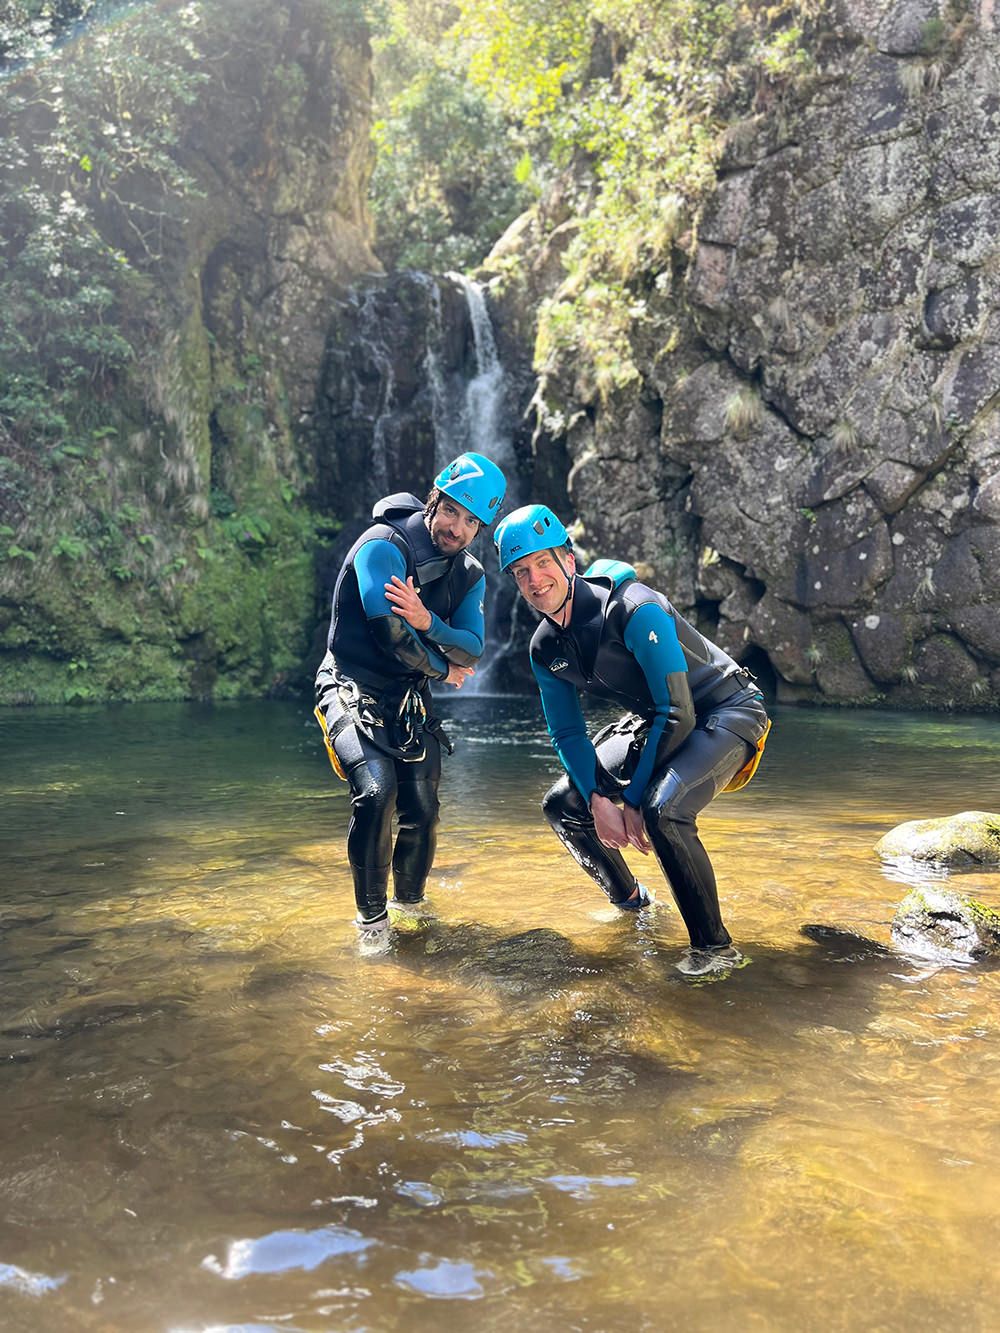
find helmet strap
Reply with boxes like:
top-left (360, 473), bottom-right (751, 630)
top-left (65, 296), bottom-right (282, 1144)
top-left (550, 549), bottom-right (575, 619)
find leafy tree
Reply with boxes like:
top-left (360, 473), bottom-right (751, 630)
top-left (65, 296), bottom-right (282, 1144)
top-left (370, 1), bottom-right (823, 388)
top-left (0, 1), bottom-right (205, 458)
top-left (369, 0), bottom-right (535, 269)
top-left (452, 0), bottom-right (823, 393)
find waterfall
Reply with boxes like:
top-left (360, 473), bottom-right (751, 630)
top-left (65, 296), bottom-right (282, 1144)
top-left (447, 272), bottom-right (518, 482)
top-left (445, 273), bottom-right (521, 693)
top-left (413, 272), bottom-right (461, 466)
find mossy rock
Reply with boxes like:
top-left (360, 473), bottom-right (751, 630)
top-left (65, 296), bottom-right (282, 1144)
top-left (875, 811), bottom-right (1000, 868)
top-left (891, 887), bottom-right (1000, 962)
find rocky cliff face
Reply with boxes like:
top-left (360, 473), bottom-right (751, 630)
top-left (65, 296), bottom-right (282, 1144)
top-left (0, 0), bottom-right (379, 703)
top-left (491, 0), bottom-right (1000, 709)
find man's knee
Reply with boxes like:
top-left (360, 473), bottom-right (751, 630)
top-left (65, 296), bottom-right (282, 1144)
top-left (641, 784), bottom-right (692, 838)
top-left (397, 780), bottom-right (440, 831)
top-left (542, 779), bottom-right (587, 828)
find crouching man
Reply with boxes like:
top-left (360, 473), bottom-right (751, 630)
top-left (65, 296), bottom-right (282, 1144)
top-left (494, 504), bottom-right (769, 975)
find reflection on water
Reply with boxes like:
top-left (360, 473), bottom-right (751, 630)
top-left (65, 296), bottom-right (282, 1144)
top-left (2, 697), bottom-right (1000, 1330)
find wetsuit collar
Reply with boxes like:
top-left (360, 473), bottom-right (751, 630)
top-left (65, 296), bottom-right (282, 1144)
top-left (554, 576), bottom-right (607, 679)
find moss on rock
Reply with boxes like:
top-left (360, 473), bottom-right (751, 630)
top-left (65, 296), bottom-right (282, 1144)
top-left (892, 885), bottom-right (1000, 961)
top-left (876, 810), bottom-right (1000, 867)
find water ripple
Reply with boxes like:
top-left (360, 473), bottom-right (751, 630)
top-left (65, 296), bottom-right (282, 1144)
top-left (202, 1226), bottom-right (375, 1279)
top-left (0, 1261), bottom-right (66, 1296)
top-left (542, 1173), bottom-right (637, 1199)
top-left (393, 1258), bottom-right (491, 1299)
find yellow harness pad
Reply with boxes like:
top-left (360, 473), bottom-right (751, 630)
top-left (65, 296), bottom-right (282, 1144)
top-left (722, 718), bottom-right (771, 793)
top-left (313, 704), bottom-right (347, 781)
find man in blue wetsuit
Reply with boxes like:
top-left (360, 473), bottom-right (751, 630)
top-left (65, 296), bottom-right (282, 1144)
top-left (315, 452), bottom-right (506, 947)
top-left (494, 504), bottom-right (769, 975)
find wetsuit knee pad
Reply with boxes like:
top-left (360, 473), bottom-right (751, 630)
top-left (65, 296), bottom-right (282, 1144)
top-left (350, 780), bottom-right (394, 821)
top-left (641, 780), bottom-right (696, 835)
top-left (542, 779), bottom-right (589, 827)
top-left (398, 781), bottom-right (439, 827)
top-left (346, 765), bottom-right (397, 870)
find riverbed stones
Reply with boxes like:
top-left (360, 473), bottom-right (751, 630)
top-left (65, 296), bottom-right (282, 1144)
top-left (891, 886), bottom-right (1000, 961)
top-left (876, 810), bottom-right (1000, 867)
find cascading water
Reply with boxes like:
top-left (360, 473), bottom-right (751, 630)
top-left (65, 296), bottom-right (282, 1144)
top-left (447, 273), bottom-right (514, 466)
top-left (444, 273), bottom-right (522, 691)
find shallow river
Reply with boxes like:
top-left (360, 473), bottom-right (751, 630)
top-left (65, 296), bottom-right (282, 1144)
top-left (2, 696), bottom-right (1000, 1332)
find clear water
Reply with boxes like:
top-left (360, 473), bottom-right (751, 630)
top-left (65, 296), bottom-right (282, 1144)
top-left (2, 697), bottom-right (1000, 1331)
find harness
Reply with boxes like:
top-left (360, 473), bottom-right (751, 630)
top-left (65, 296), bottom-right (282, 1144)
top-left (532, 573), bottom-right (771, 791)
top-left (314, 677), bottom-right (453, 777)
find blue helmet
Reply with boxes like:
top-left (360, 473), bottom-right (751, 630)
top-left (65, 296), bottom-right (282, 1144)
top-left (433, 452), bottom-right (506, 525)
top-left (494, 504), bottom-right (570, 571)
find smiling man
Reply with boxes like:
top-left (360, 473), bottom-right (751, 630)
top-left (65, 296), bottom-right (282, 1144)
top-left (315, 453), bottom-right (506, 949)
top-left (495, 504), bottom-right (769, 976)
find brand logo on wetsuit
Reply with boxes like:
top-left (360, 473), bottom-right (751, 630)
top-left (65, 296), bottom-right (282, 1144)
top-left (649, 630), bottom-right (658, 643)
top-left (550, 658), bottom-right (570, 672)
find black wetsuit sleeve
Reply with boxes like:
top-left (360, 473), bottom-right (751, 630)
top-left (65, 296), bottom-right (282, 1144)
top-left (369, 615), bottom-right (450, 680)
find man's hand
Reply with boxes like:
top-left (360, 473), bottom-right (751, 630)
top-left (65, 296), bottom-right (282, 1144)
top-left (385, 575), bottom-right (432, 631)
top-left (445, 664), bottom-right (474, 689)
top-left (591, 793), bottom-right (628, 850)
top-left (623, 803), bottom-right (650, 854)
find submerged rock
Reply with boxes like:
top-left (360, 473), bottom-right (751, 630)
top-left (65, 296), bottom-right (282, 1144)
top-left (891, 887), bottom-right (1000, 963)
top-left (800, 924), bottom-right (893, 963)
top-left (875, 810), bottom-right (1000, 868)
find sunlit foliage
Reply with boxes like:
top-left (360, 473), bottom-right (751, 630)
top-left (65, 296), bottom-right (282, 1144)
top-left (370, 0), bottom-right (534, 269)
top-left (0, 0), bottom-right (105, 66)
top-left (373, 0), bottom-right (825, 393)
top-left (0, 0), bottom-right (203, 476)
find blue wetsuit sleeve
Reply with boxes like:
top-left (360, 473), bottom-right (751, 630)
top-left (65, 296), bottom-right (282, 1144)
top-left (620, 601), bottom-right (688, 806)
top-left (355, 538), bottom-right (408, 615)
top-left (531, 656), bottom-right (598, 804)
top-left (354, 539), bottom-right (450, 679)
top-left (423, 574), bottom-right (486, 666)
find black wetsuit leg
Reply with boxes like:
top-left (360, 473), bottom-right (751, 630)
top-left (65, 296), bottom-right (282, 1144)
top-left (541, 727), bottom-right (640, 906)
top-left (330, 714), bottom-right (397, 922)
top-left (391, 733), bottom-right (441, 903)
top-left (641, 694), bottom-right (768, 948)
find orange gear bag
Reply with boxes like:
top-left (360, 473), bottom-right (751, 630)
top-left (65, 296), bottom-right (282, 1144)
top-left (722, 718), bottom-right (771, 793)
top-left (313, 704), bottom-right (348, 781)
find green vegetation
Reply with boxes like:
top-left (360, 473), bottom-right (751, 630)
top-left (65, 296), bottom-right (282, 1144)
top-left (0, 0), bottom-right (204, 509)
top-left (0, 0), bottom-right (830, 703)
top-left (370, 3), bottom-right (534, 270)
top-left (371, 1), bottom-right (824, 395)
top-left (0, 0), bottom-right (351, 704)
top-left (1, 0), bottom-right (106, 65)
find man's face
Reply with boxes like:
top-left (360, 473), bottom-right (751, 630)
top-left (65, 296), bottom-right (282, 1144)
top-left (510, 547), bottom-right (575, 615)
top-left (427, 496), bottom-right (481, 554)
